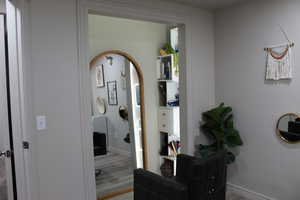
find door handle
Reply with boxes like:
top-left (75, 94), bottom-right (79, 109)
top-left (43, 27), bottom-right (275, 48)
top-left (0, 150), bottom-right (12, 158)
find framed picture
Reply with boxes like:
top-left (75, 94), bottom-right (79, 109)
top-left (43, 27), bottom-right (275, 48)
top-left (96, 64), bottom-right (105, 88)
top-left (107, 81), bottom-right (118, 105)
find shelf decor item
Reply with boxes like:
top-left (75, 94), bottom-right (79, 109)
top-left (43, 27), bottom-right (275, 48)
top-left (107, 81), bottom-right (118, 105)
top-left (198, 103), bottom-right (243, 164)
top-left (160, 158), bottom-right (174, 178)
top-left (96, 64), bottom-right (105, 88)
top-left (159, 43), bottom-right (179, 76)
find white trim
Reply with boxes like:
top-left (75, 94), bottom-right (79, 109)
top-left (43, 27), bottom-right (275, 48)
top-left (0, 13), bottom-right (14, 200)
top-left (77, 3), bottom-right (97, 200)
top-left (77, 1), bottom-right (193, 199)
top-left (6, 0), bottom-right (28, 200)
top-left (227, 183), bottom-right (276, 200)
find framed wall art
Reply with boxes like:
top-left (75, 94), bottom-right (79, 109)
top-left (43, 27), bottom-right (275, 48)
top-left (96, 64), bottom-right (105, 88)
top-left (107, 81), bottom-right (118, 105)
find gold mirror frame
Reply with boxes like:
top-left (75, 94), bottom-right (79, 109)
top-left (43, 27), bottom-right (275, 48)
top-left (90, 50), bottom-right (148, 200)
top-left (276, 113), bottom-right (300, 144)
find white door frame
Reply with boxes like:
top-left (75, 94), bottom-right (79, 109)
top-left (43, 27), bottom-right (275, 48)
top-left (4, 0), bottom-right (29, 200)
top-left (77, 1), bottom-right (192, 200)
top-left (0, 13), bottom-right (15, 200)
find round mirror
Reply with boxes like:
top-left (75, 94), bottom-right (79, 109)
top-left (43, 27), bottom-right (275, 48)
top-left (119, 105), bottom-right (128, 120)
top-left (277, 113), bottom-right (300, 143)
top-left (96, 97), bottom-right (106, 114)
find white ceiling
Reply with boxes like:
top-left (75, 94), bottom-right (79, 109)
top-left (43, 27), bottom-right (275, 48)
top-left (161, 0), bottom-right (248, 9)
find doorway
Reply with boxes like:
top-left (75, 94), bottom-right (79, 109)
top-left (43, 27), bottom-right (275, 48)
top-left (77, 2), bottom-right (188, 199)
top-left (86, 13), bottom-right (183, 200)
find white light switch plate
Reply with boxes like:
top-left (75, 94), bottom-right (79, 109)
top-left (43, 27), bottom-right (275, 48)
top-left (36, 115), bottom-right (46, 130)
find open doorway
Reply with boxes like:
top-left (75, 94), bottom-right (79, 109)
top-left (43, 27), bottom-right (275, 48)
top-left (86, 14), bottom-right (183, 200)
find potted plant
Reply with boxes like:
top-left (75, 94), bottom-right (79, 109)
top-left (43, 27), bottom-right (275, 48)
top-left (198, 103), bottom-right (243, 164)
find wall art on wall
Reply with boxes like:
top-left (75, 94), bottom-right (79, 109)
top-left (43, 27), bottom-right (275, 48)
top-left (120, 68), bottom-right (126, 90)
top-left (107, 81), bottom-right (118, 105)
top-left (265, 44), bottom-right (294, 81)
top-left (264, 27), bottom-right (295, 81)
top-left (96, 64), bottom-right (105, 88)
top-left (96, 97), bottom-right (106, 114)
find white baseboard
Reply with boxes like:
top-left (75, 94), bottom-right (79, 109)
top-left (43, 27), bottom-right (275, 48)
top-left (227, 183), bottom-right (276, 200)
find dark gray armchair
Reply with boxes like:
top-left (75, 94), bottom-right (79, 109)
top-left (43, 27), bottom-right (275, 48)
top-left (134, 150), bottom-right (227, 200)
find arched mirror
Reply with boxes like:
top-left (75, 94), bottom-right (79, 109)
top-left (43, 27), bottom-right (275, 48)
top-left (90, 50), bottom-right (147, 199)
top-left (277, 113), bottom-right (300, 144)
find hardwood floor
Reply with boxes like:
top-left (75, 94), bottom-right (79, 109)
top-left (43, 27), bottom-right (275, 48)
top-left (95, 151), bottom-right (133, 198)
top-left (107, 191), bottom-right (252, 200)
top-left (94, 152), bottom-right (252, 200)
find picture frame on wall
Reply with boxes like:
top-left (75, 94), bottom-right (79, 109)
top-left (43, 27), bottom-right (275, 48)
top-left (107, 81), bottom-right (118, 105)
top-left (96, 64), bottom-right (105, 88)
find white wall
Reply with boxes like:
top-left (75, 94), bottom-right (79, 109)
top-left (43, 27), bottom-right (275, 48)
top-left (89, 14), bottom-right (168, 171)
top-left (90, 54), bottom-right (131, 152)
top-left (215, 1), bottom-right (300, 199)
top-left (28, 0), bottom-right (85, 200)
top-left (24, 0), bottom-right (215, 200)
top-left (0, 0), bottom-right (5, 13)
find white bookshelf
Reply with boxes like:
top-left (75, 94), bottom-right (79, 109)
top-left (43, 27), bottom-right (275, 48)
top-left (157, 54), bottom-right (180, 177)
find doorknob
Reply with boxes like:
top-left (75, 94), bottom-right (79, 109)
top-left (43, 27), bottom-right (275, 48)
top-left (0, 150), bottom-right (12, 158)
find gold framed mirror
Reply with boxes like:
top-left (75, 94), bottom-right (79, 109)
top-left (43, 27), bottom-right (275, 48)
top-left (276, 113), bottom-right (300, 144)
top-left (90, 50), bottom-right (148, 200)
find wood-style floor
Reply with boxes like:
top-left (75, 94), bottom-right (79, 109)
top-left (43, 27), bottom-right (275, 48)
top-left (108, 191), bottom-right (252, 200)
top-left (94, 152), bottom-right (252, 200)
top-left (95, 151), bottom-right (133, 198)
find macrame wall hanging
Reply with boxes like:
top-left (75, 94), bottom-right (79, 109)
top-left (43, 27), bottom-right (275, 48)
top-left (264, 26), bottom-right (295, 81)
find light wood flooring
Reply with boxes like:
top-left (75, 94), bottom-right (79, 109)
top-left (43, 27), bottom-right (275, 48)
top-left (95, 151), bottom-right (133, 198)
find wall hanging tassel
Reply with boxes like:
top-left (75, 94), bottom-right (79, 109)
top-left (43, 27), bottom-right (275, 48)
top-left (265, 43), bottom-right (294, 80)
top-left (264, 25), bottom-right (295, 81)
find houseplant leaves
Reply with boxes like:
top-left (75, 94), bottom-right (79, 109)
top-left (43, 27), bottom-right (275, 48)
top-left (198, 103), bottom-right (243, 164)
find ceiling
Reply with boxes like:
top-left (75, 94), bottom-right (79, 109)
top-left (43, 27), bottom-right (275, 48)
top-left (160, 0), bottom-right (248, 9)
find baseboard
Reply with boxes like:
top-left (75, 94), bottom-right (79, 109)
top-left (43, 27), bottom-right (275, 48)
top-left (227, 183), bottom-right (276, 200)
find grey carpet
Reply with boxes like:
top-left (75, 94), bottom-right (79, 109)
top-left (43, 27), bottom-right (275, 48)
top-left (95, 151), bottom-right (133, 198)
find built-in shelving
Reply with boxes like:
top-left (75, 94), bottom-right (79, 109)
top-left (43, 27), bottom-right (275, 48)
top-left (157, 53), bottom-right (180, 177)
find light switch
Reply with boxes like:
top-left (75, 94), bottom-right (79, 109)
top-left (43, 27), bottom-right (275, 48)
top-left (36, 115), bottom-right (46, 130)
